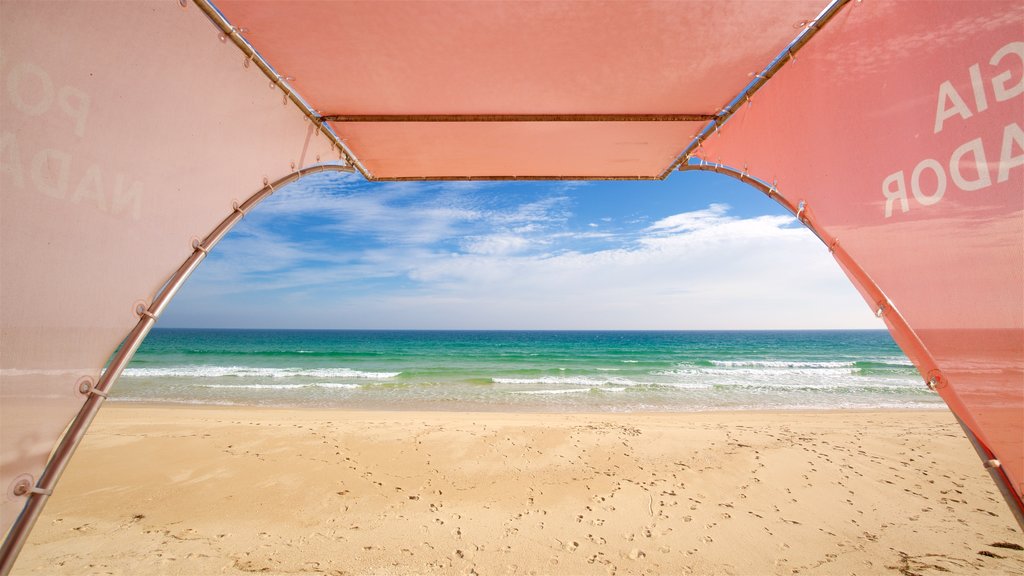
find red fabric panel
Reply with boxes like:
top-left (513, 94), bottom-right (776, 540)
top-left (335, 121), bottom-right (704, 178)
top-left (702, 0), bottom-right (1024, 506)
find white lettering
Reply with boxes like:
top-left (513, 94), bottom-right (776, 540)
top-left (7, 63), bottom-right (53, 116)
top-left (71, 164), bottom-right (106, 211)
top-left (0, 131), bottom-right (24, 188)
top-left (30, 148), bottom-right (71, 199)
top-left (949, 137), bottom-right (991, 191)
top-left (968, 64), bottom-right (989, 113)
top-left (882, 171), bottom-right (908, 218)
top-left (997, 122), bottom-right (1024, 183)
top-left (934, 81), bottom-right (972, 134)
top-left (111, 174), bottom-right (142, 220)
top-left (911, 159), bottom-right (946, 206)
top-left (990, 41), bottom-right (1024, 102)
top-left (57, 86), bottom-right (90, 138)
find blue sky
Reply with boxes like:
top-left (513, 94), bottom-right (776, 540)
top-left (160, 170), bottom-right (883, 330)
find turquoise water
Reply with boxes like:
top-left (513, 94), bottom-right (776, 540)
top-left (115, 329), bottom-right (941, 412)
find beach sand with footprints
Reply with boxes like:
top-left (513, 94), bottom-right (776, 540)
top-left (16, 405), bottom-right (1024, 575)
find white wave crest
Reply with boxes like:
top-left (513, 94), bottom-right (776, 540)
top-left (493, 375), bottom-right (635, 387)
top-left (708, 360), bottom-right (854, 368)
top-left (198, 382), bottom-right (361, 390)
top-left (656, 367), bottom-right (857, 378)
top-left (510, 388), bottom-right (592, 395)
top-left (123, 366), bottom-right (400, 379)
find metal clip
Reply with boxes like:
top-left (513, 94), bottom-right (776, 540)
top-left (984, 459), bottom-right (1002, 469)
top-left (191, 238), bottom-right (209, 255)
top-left (12, 479), bottom-right (52, 497)
top-left (88, 387), bottom-right (109, 399)
top-left (796, 200), bottom-right (806, 221)
top-left (135, 303), bottom-right (157, 320)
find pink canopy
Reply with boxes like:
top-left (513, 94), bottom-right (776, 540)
top-left (1, 0), bottom-right (1021, 569)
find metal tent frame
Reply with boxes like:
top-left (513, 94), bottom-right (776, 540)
top-left (2, 0), bottom-right (1021, 573)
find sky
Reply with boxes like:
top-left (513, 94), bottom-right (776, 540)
top-left (160, 170), bottom-right (884, 330)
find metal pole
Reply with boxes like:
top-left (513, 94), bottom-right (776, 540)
top-left (659, 0), bottom-right (853, 179)
top-left (951, 413), bottom-right (1024, 531)
top-left (191, 0), bottom-right (371, 181)
top-left (0, 164), bottom-right (353, 575)
top-left (372, 175), bottom-right (660, 182)
top-left (322, 114), bottom-right (716, 123)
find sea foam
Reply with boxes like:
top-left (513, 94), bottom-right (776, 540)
top-left (123, 366), bottom-right (400, 379)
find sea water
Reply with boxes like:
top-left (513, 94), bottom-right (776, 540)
top-left (115, 329), bottom-right (941, 412)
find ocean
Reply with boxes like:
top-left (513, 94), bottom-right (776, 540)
top-left (114, 329), bottom-right (941, 412)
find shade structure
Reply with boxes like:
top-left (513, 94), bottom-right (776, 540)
top-left (0, 0), bottom-right (345, 560)
top-left (2, 0), bottom-right (1023, 570)
top-left (695, 0), bottom-right (1024, 515)
top-left (335, 120), bottom-right (706, 179)
top-left (215, 0), bottom-right (825, 178)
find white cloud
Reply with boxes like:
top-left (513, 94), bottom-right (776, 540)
top-left (164, 183), bottom-right (880, 330)
top-left (646, 203), bottom-right (732, 233)
top-left (462, 234), bottom-right (535, 256)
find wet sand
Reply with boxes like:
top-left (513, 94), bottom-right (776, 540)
top-left (15, 405), bottom-right (1024, 575)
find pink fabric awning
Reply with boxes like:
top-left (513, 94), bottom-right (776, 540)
top-left (216, 0), bottom-right (825, 178)
top-left (3, 0), bottom-right (1023, 564)
top-left (697, 0), bottom-right (1024, 513)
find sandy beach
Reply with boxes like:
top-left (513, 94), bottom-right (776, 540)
top-left (14, 405), bottom-right (1023, 575)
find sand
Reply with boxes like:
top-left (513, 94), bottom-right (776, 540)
top-left (13, 405), bottom-right (1024, 575)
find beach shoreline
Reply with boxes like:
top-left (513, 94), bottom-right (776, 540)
top-left (16, 404), bottom-right (1024, 575)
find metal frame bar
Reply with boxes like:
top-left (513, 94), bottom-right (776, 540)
top-left (323, 114), bottom-right (715, 123)
top-left (952, 412), bottom-right (1024, 531)
top-left (657, 0), bottom-right (852, 179)
top-left (681, 161), bottom-right (1024, 530)
top-left (373, 175), bottom-right (662, 182)
top-left (0, 164), bottom-right (354, 576)
top-left (192, 0), bottom-right (370, 180)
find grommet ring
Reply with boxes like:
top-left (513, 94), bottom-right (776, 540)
top-left (9, 474), bottom-right (35, 498)
top-left (926, 370), bottom-right (946, 390)
top-left (76, 376), bottom-right (94, 396)
top-left (135, 303), bottom-right (156, 320)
